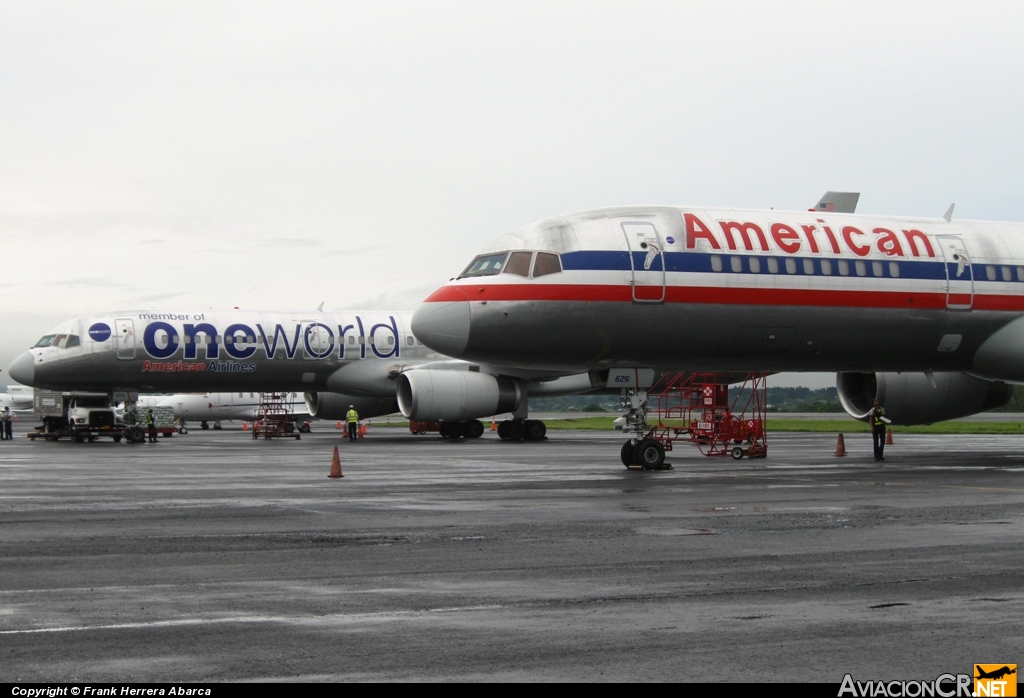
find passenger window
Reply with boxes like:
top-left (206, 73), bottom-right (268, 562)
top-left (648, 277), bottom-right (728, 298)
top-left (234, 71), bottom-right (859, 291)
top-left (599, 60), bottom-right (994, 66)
top-left (459, 252), bottom-right (509, 278)
top-left (785, 259), bottom-right (797, 274)
top-left (889, 262), bottom-right (900, 278)
top-left (872, 261), bottom-right (884, 277)
top-left (748, 257), bottom-right (761, 273)
top-left (986, 265), bottom-right (997, 281)
top-left (503, 251), bottom-right (532, 277)
top-left (730, 256), bottom-right (743, 273)
top-left (767, 258), bottom-right (779, 274)
top-left (533, 252), bottom-right (562, 277)
top-left (803, 259), bottom-right (814, 275)
top-left (855, 261), bottom-right (866, 277)
top-left (821, 259), bottom-right (832, 276)
top-left (838, 260), bottom-right (850, 276)
top-left (711, 255), bottom-right (723, 272)
top-left (1002, 266), bottom-right (1013, 282)
top-left (1017, 266), bottom-right (1024, 281)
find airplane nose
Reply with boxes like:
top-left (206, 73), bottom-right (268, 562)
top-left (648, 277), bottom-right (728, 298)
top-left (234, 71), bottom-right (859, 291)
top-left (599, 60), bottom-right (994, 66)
top-left (8, 351), bottom-right (35, 386)
top-left (411, 288), bottom-right (471, 357)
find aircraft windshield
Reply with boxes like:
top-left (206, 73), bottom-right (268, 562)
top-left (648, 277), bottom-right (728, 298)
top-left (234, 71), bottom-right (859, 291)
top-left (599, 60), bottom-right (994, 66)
top-left (32, 334), bottom-right (80, 349)
top-left (459, 252), bottom-right (509, 278)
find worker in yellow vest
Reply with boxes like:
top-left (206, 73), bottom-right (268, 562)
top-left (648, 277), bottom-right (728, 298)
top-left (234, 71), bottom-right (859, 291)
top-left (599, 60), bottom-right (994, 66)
top-left (346, 405), bottom-right (359, 442)
top-left (870, 400), bottom-right (888, 462)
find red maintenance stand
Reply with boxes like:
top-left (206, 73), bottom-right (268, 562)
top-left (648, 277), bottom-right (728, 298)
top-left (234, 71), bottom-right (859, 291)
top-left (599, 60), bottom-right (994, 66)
top-left (646, 372), bottom-right (768, 460)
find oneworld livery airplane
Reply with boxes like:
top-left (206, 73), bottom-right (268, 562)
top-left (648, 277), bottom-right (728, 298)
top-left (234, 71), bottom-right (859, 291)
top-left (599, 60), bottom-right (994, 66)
top-left (8, 309), bottom-right (598, 439)
top-left (410, 198), bottom-right (1024, 464)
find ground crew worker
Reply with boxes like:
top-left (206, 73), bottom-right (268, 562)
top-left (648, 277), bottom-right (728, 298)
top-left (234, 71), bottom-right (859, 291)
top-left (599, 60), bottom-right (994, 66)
top-left (147, 409), bottom-right (158, 443)
top-left (1, 406), bottom-right (10, 441)
top-left (870, 400), bottom-right (887, 461)
top-left (346, 404), bottom-right (359, 442)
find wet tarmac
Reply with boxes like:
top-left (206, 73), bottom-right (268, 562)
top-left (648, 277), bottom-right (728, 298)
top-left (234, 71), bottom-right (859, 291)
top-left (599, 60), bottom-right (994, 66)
top-left (1, 426), bottom-right (1021, 682)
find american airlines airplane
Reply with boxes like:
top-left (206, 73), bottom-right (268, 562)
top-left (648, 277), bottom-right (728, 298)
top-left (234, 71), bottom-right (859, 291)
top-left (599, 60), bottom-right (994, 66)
top-left (409, 199), bottom-right (1024, 465)
top-left (7, 310), bottom-right (598, 439)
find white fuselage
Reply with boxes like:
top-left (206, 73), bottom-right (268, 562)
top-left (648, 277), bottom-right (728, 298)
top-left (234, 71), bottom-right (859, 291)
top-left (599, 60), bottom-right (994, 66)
top-left (412, 205), bottom-right (1024, 382)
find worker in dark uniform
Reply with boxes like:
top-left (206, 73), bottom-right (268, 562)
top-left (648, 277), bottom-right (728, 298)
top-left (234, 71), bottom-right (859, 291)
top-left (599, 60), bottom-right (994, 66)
top-left (870, 400), bottom-right (887, 461)
top-left (4, 406), bottom-right (12, 441)
top-left (147, 409), bottom-right (158, 443)
top-left (346, 404), bottom-right (359, 442)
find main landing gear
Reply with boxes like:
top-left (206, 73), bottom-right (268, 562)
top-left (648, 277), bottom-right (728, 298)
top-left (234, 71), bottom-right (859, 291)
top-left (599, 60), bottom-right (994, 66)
top-left (438, 419), bottom-right (485, 439)
top-left (496, 419), bottom-right (546, 441)
top-left (436, 418), bottom-right (548, 441)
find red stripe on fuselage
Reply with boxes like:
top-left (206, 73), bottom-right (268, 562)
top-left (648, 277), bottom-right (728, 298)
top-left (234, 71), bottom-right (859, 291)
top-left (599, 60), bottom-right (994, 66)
top-left (423, 283), bottom-right (1024, 312)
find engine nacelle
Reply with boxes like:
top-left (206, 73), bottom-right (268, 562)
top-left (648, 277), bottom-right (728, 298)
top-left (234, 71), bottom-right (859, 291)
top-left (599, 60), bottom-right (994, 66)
top-left (397, 369), bottom-right (522, 421)
top-left (303, 392), bottom-right (398, 421)
top-left (836, 372), bottom-right (1011, 425)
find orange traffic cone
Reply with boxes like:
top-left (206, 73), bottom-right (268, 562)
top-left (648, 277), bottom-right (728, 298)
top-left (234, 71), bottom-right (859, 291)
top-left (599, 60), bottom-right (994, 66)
top-left (834, 433), bottom-right (847, 457)
top-left (242, 422), bottom-right (249, 431)
top-left (336, 421), bottom-right (343, 429)
top-left (328, 446), bottom-right (343, 478)
top-left (358, 423), bottom-right (367, 439)
top-left (886, 428), bottom-right (894, 445)
top-left (490, 421), bottom-right (497, 431)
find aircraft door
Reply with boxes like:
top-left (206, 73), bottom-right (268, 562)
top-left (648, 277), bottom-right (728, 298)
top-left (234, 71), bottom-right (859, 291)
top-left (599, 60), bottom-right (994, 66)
top-left (621, 221), bottom-right (666, 303)
top-left (937, 235), bottom-right (974, 310)
top-left (114, 318), bottom-right (136, 360)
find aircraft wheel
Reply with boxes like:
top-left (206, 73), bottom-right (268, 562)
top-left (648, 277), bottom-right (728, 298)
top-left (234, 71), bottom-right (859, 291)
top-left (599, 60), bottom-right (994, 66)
top-left (438, 422), bottom-right (449, 438)
top-left (731, 446), bottom-right (745, 460)
top-left (299, 423), bottom-right (311, 433)
top-left (201, 422), bottom-right (210, 430)
top-left (507, 420), bottom-right (525, 441)
top-left (464, 419), bottom-right (484, 439)
top-left (178, 426), bottom-right (188, 434)
top-left (496, 421), bottom-right (510, 440)
top-left (634, 439), bottom-right (665, 469)
top-left (621, 440), bottom-right (635, 467)
top-left (525, 420), bottom-right (546, 440)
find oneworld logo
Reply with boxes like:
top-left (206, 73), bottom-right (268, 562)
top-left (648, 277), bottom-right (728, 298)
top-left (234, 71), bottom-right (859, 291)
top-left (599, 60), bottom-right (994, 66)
top-left (88, 322), bottom-right (112, 342)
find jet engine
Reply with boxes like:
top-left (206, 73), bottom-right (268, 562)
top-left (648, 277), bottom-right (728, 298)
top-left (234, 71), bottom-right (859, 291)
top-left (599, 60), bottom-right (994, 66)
top-left (836, 372), bottom-right (1011, 425)
top-left (303, 392), bottom-right (398, 421)
top-left (397, 369), bottom-right (522, 421)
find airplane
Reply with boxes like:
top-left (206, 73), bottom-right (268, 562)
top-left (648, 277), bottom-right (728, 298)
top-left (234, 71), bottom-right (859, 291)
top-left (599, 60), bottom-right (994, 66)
top-left (410, 195), bottom-right (1024, 466)
top-left (975, 666), bottom-right (1016, 681)
top-left (155, 391), bottom-right (312, 432)
top-left (7, 309), bottom-right (601, 440)
top-left (0, 385), bottom-right (34, 412)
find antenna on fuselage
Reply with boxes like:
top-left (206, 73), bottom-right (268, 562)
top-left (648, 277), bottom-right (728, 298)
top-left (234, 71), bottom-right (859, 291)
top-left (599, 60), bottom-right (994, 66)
top-left (316, 302), bottom-right (325, 312)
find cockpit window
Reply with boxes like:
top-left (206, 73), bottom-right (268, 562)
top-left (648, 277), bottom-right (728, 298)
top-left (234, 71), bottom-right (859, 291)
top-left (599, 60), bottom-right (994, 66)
top-left (532, 252), bottom-right (562, 277)
top-left (62, 335), bottom-right (80, 348)
top-left (460, 252), bottom-right (508, 278)
top-left (503, 251), bottom-right (533, 277)
top-left (33, 335), bottom-right (57, 348)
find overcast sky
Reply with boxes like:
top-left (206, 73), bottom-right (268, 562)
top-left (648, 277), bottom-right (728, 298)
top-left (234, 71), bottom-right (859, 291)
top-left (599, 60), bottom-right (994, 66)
top-left (4, 1), bottom-right (1024, 389)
